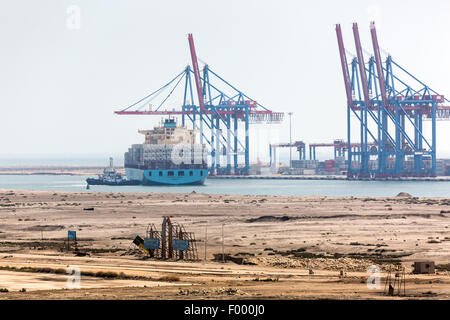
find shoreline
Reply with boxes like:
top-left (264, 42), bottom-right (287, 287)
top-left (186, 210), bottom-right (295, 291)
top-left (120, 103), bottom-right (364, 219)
top-left (0, 167), bottom-right (124, 177)
top-left (1, 168), bottom-right (450, 182)
top-left (210, 175), bottom-right (450, 182)
top-left (0, 188), bottom-right (448, 200)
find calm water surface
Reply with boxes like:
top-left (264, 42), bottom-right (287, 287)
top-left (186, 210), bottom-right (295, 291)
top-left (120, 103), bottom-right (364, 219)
top-left (0, 175), bottom-right (449, 197)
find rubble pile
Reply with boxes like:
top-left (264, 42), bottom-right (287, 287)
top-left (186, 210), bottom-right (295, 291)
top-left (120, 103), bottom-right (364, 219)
top-left (178, 287), bottom-right (248, 296)
top-left (246, 256), bottom-right (394, 272)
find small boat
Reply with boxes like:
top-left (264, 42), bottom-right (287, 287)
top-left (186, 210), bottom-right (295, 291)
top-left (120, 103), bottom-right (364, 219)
top-left (86, 158), bottom-right (141, 186)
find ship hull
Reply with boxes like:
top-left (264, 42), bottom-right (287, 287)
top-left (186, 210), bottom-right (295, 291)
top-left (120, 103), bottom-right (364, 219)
top-left (126, 167), bottom-right (208, 186)
top-left (85, 178), bottom-right (141, 186)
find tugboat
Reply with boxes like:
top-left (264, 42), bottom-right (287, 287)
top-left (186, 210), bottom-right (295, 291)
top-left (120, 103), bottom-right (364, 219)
top-left (86, 157), bottom-right (140, 186)
top-left (124, 118), bottom-right (209, 185)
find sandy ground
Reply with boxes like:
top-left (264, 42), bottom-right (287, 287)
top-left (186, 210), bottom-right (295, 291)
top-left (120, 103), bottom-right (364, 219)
top-left (0, 189), bottom-right (449, 299)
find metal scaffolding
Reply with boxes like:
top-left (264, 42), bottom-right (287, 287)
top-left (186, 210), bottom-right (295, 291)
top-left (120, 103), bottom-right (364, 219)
top-left (336, 22), bottom-right (450, 178)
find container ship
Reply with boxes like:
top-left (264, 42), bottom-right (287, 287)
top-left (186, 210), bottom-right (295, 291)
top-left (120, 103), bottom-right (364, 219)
top-left (124, 118), bottom-right (209, 185)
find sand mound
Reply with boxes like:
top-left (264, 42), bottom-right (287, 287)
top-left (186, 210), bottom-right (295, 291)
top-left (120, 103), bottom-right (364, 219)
top-left (396, 192), bottom-right (412, 198)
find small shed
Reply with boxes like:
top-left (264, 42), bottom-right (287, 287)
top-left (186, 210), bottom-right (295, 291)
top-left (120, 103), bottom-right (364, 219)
top-left (413, 261), bottom-right (435, 274)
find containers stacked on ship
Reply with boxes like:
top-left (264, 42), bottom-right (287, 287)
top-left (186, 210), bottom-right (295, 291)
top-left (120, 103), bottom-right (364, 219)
top-left (124, 118), bottom-right (209, 185)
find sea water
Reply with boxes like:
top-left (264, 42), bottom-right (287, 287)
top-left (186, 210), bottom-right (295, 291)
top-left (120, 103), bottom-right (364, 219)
top-left (0, 174), bottom-right (449, 197)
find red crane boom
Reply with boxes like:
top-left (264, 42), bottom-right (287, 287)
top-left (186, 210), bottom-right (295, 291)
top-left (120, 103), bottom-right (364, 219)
top-left (335, 24), bottom-right (354, 108)
top-left (352, 23), bottom-right (371, 109)
top-left (370, 21), bottom-right (388, 106)
top-left (187, 33), bottom-right (206, 112)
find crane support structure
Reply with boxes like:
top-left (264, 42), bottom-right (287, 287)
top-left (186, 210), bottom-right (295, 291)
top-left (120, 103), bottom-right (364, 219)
top-left (269, 141), bottom-right (306, 167)
top-left (115, 34), bottom-right (284, 175)
top-left (308, 140), bottom-right (377, 161)
top-left (309, 140), bottom-right (347, 161)
top-left (336, 22), bottom-right (450, 178)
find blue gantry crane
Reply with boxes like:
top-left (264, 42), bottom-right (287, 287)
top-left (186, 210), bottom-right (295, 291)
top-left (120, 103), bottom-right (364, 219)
top-left (336, 22), bottom-right (450, 178)
top-left (115, 34), bottom-right (283, 175)
top-left (269, 141), bottom-right (306, 167)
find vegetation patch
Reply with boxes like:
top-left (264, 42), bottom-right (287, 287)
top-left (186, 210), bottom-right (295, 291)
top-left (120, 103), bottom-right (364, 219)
top-left (158, 275), bottom-right (180, 282)
top-left (246, 215), bottom-right (292, 223)
top-left (0, 266), bottom-right (151, 281)
top-left (436, 264), bottom-right (450, 271)
top-left (345, 252), bottom-right (412, 264)
top-left (252, 277), bottom-right (279, 282)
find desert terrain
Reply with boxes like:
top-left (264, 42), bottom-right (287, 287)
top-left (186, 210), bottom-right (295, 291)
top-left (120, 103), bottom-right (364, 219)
top-left (0, 189), bottom-right (449, 299)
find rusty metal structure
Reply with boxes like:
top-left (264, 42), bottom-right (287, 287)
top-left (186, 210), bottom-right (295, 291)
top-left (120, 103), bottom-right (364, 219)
top-left (384, 266), bottom-right (406, 296)
top-left (134, 216), bottom-right (198, 260)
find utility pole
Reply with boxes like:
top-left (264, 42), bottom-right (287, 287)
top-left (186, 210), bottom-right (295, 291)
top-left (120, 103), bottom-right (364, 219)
top-left (288, 112), bottom-right (293, 168)
top-left (204, 226), bottom-right (207, 263)
top-left (221, 224), bottom-right (224, 263)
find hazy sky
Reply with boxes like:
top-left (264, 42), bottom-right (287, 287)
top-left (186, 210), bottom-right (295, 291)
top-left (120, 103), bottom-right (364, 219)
top-left (1, 0), bottom-right (450, 164)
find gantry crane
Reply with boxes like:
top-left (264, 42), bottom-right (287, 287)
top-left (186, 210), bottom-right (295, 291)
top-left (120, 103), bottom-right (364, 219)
top-left (336, 22), bottom-right (450, 178)
top-left (115, 34), bottom-right (284, 175)
top-left (269, 141), bottom-right (306, 167)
